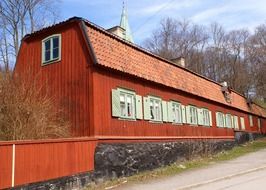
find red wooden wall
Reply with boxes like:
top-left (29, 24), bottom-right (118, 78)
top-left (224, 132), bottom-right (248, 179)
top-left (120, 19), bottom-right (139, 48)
top-left (92, 66), bottom-right (263, 138)
top-left (0, 138), bottom-right (97, 189)
top-left (14, 22), bottom-right (93, 137)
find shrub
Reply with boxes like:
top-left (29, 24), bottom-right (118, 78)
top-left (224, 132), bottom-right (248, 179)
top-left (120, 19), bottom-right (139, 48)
top-left (0, 71), bottom-right (70, 141)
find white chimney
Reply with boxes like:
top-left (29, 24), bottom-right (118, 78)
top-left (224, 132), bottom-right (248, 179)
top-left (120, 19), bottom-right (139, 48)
top-left (171, 57), bottom-right (185, 68)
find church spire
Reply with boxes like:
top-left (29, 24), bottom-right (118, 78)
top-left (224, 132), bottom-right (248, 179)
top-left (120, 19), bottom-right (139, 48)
top-left (119, 1), bottom-right (134, 43)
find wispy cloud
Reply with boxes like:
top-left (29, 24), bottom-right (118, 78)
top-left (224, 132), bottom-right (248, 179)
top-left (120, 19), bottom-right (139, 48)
top-left (61, 0), bottom-right (266, 44)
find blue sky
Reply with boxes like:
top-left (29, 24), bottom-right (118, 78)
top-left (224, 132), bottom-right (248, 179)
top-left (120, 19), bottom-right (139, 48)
top-left (62, 0), bottom-right (266, 45)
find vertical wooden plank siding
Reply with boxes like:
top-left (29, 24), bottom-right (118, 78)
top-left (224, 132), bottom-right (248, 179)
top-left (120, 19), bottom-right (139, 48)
top-left (92, 67), bottom-right (262, 138)
top-left (14, 22), bottom-right (92, 137)
top-left (0, 139), bottom-right (97, 189)
top-left (14, 140), bottom-right (96, 186)
top-left (0, 145), bottom-right (12, 189)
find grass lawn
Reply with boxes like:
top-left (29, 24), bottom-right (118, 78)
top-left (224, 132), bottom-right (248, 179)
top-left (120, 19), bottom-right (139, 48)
top-left (86, 138), bottom-right (266, 190)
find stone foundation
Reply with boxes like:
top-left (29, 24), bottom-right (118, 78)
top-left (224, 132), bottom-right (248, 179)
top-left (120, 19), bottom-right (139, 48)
top-left (93, 139), bottom-right (235, 179)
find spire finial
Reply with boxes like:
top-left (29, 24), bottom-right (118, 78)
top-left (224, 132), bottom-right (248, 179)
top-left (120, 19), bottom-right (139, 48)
top-left (119, 0), bottom-right (134, 43)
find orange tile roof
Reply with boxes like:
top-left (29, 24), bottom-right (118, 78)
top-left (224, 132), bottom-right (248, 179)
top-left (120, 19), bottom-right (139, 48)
top-left (84, 21), bottom-right (266, 118)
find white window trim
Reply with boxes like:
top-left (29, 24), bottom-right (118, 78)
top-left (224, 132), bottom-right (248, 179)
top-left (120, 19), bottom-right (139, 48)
top-left (225, 114), bottom-right (232, 128)
top-left (118, 88), bottom-right (136, 120)
top-left (249, 115), bottom-right (253, 127)
top-left (202, 108), bottom-right (210, 127)
top-left (216, 112), bottom-right (224, 128)
top-left (171, 101), bottom-right (182, 124)
top-left (240, 117), bottom-right (245, 130)
top-left (189, 105), bottom-right (198, 125)
top-left (41, 34), bottom-right (61, 65)
top-left (148, 96), bottom-right (163, 122)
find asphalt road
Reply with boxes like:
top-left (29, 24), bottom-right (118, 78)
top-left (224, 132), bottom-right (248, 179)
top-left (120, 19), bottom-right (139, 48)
top-left (113, 148), bottom-right (266, 190)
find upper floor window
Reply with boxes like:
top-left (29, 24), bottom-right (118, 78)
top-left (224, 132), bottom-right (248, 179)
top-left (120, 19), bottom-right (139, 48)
top-left (42, 34), bottom-right (61, 65)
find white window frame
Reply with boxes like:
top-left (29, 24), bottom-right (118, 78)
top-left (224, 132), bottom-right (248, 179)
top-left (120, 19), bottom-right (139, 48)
top-left (189, 105), bottom-right (198, 125)
top-left (249, 115), bottom-right (253, 127)
top-left (233, 115), bottom-right (239, 130)
top-left (202, 108), bottom-right (210, 126)
top-left (119, 89), bottom-right (136, 120)
top-left (225, 114), bottom-right (232, 128)
top-left (149, 96), bottom-right (162, 122)
top-left (172, 101), bottom-right (182, 124)
top-left (42, 34), bottom-right (61, 65)
top-left (216, 112), bottom-right (225, 127)
top-left (240, 117), bottom-right (245, 130)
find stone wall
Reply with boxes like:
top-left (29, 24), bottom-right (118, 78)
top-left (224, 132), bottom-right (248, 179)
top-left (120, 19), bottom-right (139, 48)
top-left (235, 131), bottom-right (263, 144)
top-left (93, 139), bottom-right (235, 179)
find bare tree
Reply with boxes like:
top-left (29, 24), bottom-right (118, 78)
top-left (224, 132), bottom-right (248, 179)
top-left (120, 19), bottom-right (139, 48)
top-left (0, 0), bottom-right (60, 71)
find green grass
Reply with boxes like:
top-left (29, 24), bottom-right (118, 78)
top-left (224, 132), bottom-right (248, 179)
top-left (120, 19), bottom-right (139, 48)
top-left (86, 138), bottom-right (266, 190)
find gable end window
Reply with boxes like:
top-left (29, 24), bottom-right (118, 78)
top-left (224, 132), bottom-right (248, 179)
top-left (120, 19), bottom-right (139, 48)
top-left (42, 34), bottom-right (61, 65)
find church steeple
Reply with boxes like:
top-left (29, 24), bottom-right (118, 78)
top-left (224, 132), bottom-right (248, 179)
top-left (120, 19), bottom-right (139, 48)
top-left (119, 1), bottom-right (134, 43)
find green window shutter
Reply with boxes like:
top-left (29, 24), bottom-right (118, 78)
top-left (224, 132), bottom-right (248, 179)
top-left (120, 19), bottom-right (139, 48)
top-left (111, 89), bottom-right (120, 117)
top-left (197, 108), bottom-right (203, 125)
top-left (186, 106), bottom-right (191, 124)
top-left (216, 112), bottom-right (219, 127)
top-left (167, 102), bottom-right (173, 122)
top-left (182, 105), bottom-right (186, 123)
top-left (162, 101), bottom-right (168, 122)
top-left (136, 95), bottom-right (143, 120)
top-left (209, 111), bottom-right (212, 127)
top-left (143, 97), bottom-right (150, 120)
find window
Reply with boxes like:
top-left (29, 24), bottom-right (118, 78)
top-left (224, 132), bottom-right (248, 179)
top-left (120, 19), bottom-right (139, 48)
top-left (258, 118), bottom-right (261, 128)
top-left (149, 97), bottom-right (162, 121)
top-left (233, 115), bottom-right (239, 129)
top-left (187, 105), bottom-right (197, 125)
top-left (225, 114), bottom-right (232, 128)
top-left (42, 34), bottom-right (61, 64)
top-left (119, 91), bottom-right (135, 119)
top-left (172, 102), bottom-right (182, 124)
top-left (111, 88), bottom-right (143, 120)
top-left (216, 112), bottom-right (224, 127)
top-left (240, 117), bottom-right (245, 130)
top-left (202, 109), bottom-right (210, 126)
top-left (249, 115), bottom-right (253, 127)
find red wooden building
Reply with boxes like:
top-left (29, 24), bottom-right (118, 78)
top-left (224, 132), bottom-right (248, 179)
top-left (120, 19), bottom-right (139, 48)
top-left (14, 17), bottom-right (266, 141)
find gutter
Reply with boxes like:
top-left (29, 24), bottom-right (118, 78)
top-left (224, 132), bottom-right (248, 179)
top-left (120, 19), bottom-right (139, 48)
top-left (79, 20), bottom-right (98, 65)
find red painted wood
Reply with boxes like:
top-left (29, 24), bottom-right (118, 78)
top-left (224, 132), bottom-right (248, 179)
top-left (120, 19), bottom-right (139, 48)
top-left (92, 67), bottom-right (263, 137)
top-left (0, 144), bottom-right (12, 189)
top-left (14, 22), bottom-right (92, 137)
top-left (0, 138), bottom-right (97, 188)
